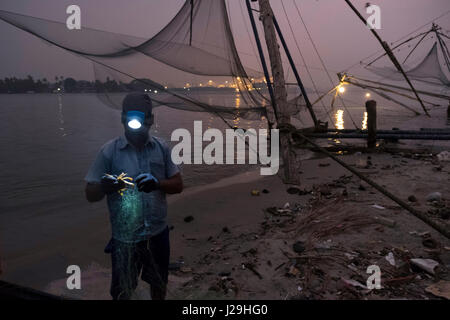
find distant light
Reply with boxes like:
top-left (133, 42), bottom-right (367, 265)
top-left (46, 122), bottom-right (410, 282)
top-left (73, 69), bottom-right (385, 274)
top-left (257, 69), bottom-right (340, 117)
top-left (338, 86), bottom-right (345, 93)
top-left (365, 93), bottom-right (371, 98)
top-left (57, 88), bottom-right (61, 91)
top-left (144, 89), bottom-right (147, 92)
top-left (154, 90), bottom-right (158, 94)
top-left (128, 119), bottom-right (142, 130)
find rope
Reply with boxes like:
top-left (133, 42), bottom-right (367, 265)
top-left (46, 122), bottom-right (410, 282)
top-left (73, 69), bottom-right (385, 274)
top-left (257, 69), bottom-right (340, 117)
top-left (292, 0), bottom-right (359, 129)
top-left (280, 0), bottom-right (335, 128)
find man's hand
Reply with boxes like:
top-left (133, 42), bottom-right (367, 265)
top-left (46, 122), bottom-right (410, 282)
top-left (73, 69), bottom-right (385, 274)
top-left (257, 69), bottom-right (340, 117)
top-left (101, 175), bottom-right (125, 195)
top-left (135, 173), bottom-right (160, 193)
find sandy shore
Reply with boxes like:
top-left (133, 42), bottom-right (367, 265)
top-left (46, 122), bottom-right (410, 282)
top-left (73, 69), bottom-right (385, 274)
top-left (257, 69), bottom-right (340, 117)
top-left (2, 144), bottom-right (448, 300)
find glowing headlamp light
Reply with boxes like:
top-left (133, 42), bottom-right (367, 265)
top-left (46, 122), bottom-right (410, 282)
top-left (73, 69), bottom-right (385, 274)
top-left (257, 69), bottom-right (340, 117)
top-left (126, 111), bottom-right (145, 130)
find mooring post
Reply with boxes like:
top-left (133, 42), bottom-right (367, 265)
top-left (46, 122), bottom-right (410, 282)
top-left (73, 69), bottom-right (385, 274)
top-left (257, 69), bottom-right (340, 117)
top-left (366, 100), bottom-right (377, 148)
top-left (447, 100), bottom-right (450, 119)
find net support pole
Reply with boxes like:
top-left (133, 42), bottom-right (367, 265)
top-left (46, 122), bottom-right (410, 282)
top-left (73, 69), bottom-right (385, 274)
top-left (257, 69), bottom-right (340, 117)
top-left (258, 0), bottom-right (302, 185)
top-left (272, 15), bottom-right (319, 129)
top-left (245, 0), bottom-right (278, 124)
top-left (344, 0), bottom-right (430, 117)
top-left (189, 0), bottom-right (194, 46)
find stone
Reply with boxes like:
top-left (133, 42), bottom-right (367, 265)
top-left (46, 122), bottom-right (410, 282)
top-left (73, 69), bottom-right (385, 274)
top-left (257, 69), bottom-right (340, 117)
top-left (426, 192), bottom-right (442, 202)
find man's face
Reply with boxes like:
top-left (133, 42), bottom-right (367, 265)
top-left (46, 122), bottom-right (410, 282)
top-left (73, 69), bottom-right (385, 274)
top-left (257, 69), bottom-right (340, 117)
top-left (123, 110), bottom-right (153, 146)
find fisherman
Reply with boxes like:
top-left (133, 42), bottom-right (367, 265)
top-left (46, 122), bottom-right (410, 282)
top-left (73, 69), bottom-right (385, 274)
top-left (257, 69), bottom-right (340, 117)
top-left (84, 93), bottom-right (183, 300)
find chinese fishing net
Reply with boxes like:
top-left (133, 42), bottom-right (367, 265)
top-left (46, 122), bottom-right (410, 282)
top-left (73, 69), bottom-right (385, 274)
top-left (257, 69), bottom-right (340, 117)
top-left (0, 0), bottom-right (306, 125)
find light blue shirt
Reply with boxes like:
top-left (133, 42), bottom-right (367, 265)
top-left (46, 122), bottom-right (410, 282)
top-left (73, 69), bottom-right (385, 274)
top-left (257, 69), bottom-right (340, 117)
top-left (85, 135), bottom-right (179, 243)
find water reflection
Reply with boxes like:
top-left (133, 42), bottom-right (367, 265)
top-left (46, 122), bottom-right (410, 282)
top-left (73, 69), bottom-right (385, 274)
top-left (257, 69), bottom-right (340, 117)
top-left (234, 95), bottom-right (241, 127)
top-left (57, 94), bottom-right (66, 137)
top-left (362, 112), bottom-right (368, 130)
top-left (335, 109), bottom-right (344, 130)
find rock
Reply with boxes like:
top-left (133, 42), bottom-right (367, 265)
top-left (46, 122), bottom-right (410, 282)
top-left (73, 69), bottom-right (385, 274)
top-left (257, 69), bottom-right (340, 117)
top-left (262, 189), bottom-right (269, 194)
top-left (222, 226), bottom-right (230, 233)
top-left (410, 258), bottom-right (439, 275)
top-left (287, 187), bottom-right (300, 194)
top-left (408, 195), bottom-right (417, 202)
top-left (358, 184), bottom-right (366, 191)
top-left (292, 241), bottom-right (306, 254)
top-left (425, 280), bottom-right (450, 299)
top-left (422, 238), bottom-right (439, 249)
top-left (426, 192), bottom-right (442, 202)
top-left (218, 271), bottom-right (231, 277)
top-left (184, 215), bottom-right (194, 223)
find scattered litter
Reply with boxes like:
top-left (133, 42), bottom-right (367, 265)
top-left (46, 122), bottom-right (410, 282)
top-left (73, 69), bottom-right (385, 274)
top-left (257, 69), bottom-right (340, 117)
top-left (251, 190), bottom-right (260, 196)
top-left (425, 280), bottom-right (450, 300)
top-left (436, 151), bottom-right (450, 162)
top-left (372, 216), bottom-right (396, 228)
top-left (179, 266), bottom-right (192, 273)
top-left (297, 286), bottom-right (303, 292)
top-left (371, 204), bottom-right (386, 210)
top-left (426, 192), bottom-right (442, 202)
top-left (410, 258), bottom-right (439, 275)
top-left (344, 252), bottom-right (359, 260)
top-left (341, 278), bottom-right (367, 289)
top-left (385, 252), bottom-right (396, 266)
top-left (315, 239), bottom-right (333, 250)
top-left (287, 265), bottom-right (300, 277)
top-left (283, 202), bottom-right (290, 209)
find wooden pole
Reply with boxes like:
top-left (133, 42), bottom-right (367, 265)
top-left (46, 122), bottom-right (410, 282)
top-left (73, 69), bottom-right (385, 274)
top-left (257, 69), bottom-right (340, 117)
top-left (366, 100), bottom-right (377, 148)
top-left (258, 0), bottom-right (301, 185)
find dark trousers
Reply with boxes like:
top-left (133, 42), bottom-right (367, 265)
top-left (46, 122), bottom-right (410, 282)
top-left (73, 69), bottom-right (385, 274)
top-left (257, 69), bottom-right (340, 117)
top-left (110, 227), bottom-right (170, 300)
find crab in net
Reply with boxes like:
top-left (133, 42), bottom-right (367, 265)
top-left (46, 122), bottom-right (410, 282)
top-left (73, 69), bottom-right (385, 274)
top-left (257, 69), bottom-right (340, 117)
top-left (105, 172), bottom-right (134, 196)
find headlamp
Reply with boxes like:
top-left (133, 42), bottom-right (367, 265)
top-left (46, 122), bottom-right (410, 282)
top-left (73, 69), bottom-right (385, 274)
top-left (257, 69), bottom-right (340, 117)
top-left (125, 111), bottom-right (145, 130)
